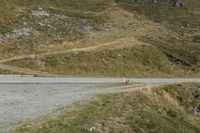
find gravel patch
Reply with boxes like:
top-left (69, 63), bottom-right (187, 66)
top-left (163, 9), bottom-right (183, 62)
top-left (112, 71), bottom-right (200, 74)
top-left (12, 27), bottom-right (33, 38)
top-left (31, 8), bottom-right (50, 17)
top-left (1, 7), bottom-right (103, 46)
top-left (0, 83), bottom-right (121, 132)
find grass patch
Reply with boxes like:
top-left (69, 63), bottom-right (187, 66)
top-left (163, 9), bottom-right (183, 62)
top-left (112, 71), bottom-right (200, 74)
top-left (0, 0), bottom-right (109, 58)
top-left (6, 45), bottom-right (177, 77)
top-left (0, 0), bottom-right (199, 76)
top-left (116, 0), bottom-right (200, 70)
top-left (6, 44), bottom-right (200, 77)
top-left (163, 83), bottom-right (200, 114)
top-left (0, 68), bottom-right (23, 75)
top-left (6, 45), bottom-right (200, 77)
top-left (14, 83), bottom-right (200, 133)
top-left (140, 37), bottom-right (200, 70)
top-left (115, 0), bottom-right (200, 34)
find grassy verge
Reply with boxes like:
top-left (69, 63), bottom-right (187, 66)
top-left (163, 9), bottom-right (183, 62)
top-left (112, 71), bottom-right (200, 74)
top-left (14, 83), bottom-right (200, 133)
top-left (0, 68), bottom-right (23, 75)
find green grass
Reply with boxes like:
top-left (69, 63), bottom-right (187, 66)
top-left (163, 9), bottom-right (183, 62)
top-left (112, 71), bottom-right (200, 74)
top-left (0, 0), bottom-right (112, 29)
top-left (0, 0), bottom-right (200, 76)
top-left (6, 45), bottom-right (180, 77)
top-left (140, 38), bottom-right (200, 71)
top-left (6, 45), bottom-right (200, 77)
top-left (116, 0), bottom-right (200, 33)
top-left (14, 83), bottom-right (200, 133)
top-left (0, 68), bottom-right (22, 75)
top-left (0, 0), bottom-right (109, 58)
top-left (116, 0), bottom-right (200, 69)
top-left (163, 83), bottom-right (200, 114)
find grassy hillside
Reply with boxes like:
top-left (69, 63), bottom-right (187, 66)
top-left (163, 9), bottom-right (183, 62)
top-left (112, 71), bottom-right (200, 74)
top-left (0, 0), bottom-right (199, 76)
top-left (6, 45), bottom-right (199, 77)
top-left (0, 0), bottom-right (109, 58)
top-left (116, 0), bottom-right (200, 72)
top-left (5, 45), bottom-right (171, 76)
top-left (14, 83), bottom-right (200, 133)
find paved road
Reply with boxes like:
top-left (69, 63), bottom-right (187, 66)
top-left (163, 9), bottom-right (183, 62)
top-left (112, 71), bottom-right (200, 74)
top-left (0, 76), bottom-right (200, 84)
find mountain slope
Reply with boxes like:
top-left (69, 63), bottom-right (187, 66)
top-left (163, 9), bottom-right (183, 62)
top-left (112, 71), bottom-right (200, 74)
top-left (0, 0), bottom-right (199, 76)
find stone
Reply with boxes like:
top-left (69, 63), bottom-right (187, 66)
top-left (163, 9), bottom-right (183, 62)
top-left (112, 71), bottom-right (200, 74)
top-left (89, 126), bottom-right (96, 132)
top-left (0, 34), bottom-right (4, 44)
top-left (175, 0), bottom-right (184, 7)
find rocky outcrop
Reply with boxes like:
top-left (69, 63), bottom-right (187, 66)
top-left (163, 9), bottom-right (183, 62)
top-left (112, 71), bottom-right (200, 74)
top-left (175, 0), bottom-right (184, 7)
top-left (195, 105), bottom-right (200, 116)
top-left (129, 0), bottom-right (185, 7)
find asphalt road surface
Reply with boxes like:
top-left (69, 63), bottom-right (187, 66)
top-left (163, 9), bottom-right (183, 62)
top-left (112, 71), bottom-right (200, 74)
top-left (0, 76), bottom-right (200, 132)
top-left (0, 76), bottom-right (200, 84)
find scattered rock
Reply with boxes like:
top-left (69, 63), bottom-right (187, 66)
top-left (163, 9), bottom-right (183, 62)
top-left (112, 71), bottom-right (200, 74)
top-left (54, 14), bottom-right (71, 20)
top-left (129, 0), bottom-right (185, 7)
top-left (79, 26), bottom-right (93, 34)
top-left (30, 8), bottom-right (97, 36)
top-left (38, 22), bottom-right (45, 27)
top-left (89, 126), bottom-right (96, 132)
top-left (32, 9), bottom-right (50, 17)
top-left (175, 0), bottom-right (184, 7)
top-left (55, 103), bottom-right (60, 106)
top-left (195, 105), bottom-right (200, 116)
top-left (0, 34), bottom-right (4, 44)
top-left (1, 7), bottom-right (103, 46)
top-left (12, 27), bottom-right (33, 38)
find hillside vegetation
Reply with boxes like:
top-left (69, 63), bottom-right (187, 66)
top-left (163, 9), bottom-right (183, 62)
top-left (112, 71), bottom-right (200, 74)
top-left (0, 0), bottom-right (199, 76)
top-left (14, 83), bottom-right (200, 133)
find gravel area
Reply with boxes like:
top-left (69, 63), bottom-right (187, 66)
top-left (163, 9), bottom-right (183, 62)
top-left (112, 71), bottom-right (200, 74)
top-left (0, 83), bottom-right (122, 132)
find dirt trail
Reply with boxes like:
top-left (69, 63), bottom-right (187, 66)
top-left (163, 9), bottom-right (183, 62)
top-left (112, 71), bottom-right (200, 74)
top-left (0, 37), bottom-right (146, 64)
top-left (0, 5), bottom-right (180, 76)
top-left (101, 84), bottom-right (159, 94)
top-left (0, 37), bottom-right (147, 75)
top-left (0, 5), bottom-right (171, 75)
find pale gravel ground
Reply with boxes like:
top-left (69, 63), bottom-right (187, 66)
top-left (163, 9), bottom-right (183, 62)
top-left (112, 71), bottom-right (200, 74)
top-left (0, 83), bottom-right (132, 132)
